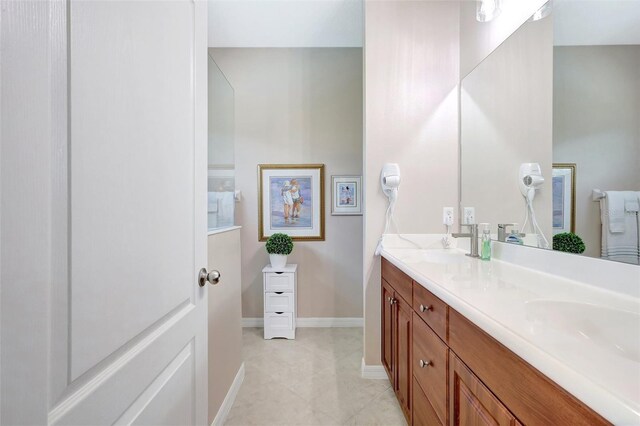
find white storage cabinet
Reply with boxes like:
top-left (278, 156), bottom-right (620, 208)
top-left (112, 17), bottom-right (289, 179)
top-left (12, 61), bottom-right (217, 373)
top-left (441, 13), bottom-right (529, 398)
top-left (262, 264), bottom-right (297, 339)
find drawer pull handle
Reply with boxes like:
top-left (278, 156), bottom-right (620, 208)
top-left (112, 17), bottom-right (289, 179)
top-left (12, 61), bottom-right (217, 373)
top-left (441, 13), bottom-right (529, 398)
top-left (275, 292), bottom-right (284, 294)
top-left (419, 359), bottom-right (431, 368)
top-left (275, 272), bottom-right (284, 275)
top-left (276, 312), bottom-right (284, 314)
top-left (419, 304), bottom-right (433, 313)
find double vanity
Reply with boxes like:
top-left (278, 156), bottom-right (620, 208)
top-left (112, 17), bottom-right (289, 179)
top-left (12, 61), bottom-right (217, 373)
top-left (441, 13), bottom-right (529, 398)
top-left (380, 237), bottom-right (639, 425)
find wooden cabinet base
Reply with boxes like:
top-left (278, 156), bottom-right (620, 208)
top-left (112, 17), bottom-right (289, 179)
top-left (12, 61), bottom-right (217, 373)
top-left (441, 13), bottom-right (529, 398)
top-left (448, 308), bottom-right (610, 426)
top-left (450, 353), bottom-right (520, 426)
top-left (413, 378), bottom-right (442, 426)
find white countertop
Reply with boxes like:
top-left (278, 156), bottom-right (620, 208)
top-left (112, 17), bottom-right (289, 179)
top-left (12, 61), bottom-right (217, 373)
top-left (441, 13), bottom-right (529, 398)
top-left (381, 244), bottom-right (640, 425)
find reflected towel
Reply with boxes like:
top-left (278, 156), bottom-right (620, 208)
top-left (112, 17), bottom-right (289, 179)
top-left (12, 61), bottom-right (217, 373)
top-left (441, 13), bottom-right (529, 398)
top-left (601, 192), bottom-right (640, 265)
top-left (604, 191), bottom-right (626, 233)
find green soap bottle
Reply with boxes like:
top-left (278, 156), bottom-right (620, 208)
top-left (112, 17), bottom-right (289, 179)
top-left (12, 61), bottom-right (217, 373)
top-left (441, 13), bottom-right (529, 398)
top-left (480, 223), bottom-right (491, 261)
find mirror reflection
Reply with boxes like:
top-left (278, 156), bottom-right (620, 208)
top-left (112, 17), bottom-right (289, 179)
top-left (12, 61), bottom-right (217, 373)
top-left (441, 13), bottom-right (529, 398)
top-left (460, 0), bottom-right (640, 265)
top-left (208, 54), bottom-right (236, 231)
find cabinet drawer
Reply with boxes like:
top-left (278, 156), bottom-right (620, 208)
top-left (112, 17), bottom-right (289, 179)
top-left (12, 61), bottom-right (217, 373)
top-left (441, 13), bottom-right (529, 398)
top-left (264, 272), bottom-right (295, 292)
top-left (413, 378), bottom-right (442, 426)
top-left (264, 312), bottom-right (293, 330)
top-left (265, 292), bottom-right (294, 313)
top-left (413, 282), bottom-right (448, 342)
top-left (382, 258), bottom-right (412, 304)
top-left (413, 313), bottom-right (448, 425)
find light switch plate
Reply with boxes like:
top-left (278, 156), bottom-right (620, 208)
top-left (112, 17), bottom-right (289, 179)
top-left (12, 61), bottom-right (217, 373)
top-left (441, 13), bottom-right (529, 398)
top-left (463, 207), bottom-right (475, 224)
top-left (443, 207), bottom-right (454, 226)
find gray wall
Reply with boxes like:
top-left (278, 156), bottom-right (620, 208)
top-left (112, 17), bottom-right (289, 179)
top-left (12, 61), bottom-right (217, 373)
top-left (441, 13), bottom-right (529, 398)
top-left (207, 228), bottom-right (243, 424)
top-left (553, 45), bottom-right (640, 258)
top-left (210, 48), bottom-right (364, 320)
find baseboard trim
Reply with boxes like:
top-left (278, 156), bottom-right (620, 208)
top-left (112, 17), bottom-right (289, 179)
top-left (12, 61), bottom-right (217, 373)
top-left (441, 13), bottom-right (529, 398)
top-left (242, 318), bottom-right (263, 327)
top-left (211, 362), bottom-right (245, 426)
top-left (361, 359), bottom-right (389, 380)
top-left (242, 317), bottom-right (363, 328)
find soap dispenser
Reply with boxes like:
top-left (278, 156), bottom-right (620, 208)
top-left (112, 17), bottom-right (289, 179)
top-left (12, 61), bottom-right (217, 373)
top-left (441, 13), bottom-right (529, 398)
top-left (505, 223), bottom-right (524, 245)
top-left (480, 223), bottom-right (491, 261)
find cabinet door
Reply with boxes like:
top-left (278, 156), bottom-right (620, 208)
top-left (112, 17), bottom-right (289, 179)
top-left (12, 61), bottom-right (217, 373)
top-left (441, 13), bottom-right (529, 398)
top-left (395, 294), bottom-right (413, 424)
top-left (413, 378), bottom-right (442, 426)
top-left (450, 354), bottom-right (520, 426)
top-left (382, 280), bottom-right (394, 382)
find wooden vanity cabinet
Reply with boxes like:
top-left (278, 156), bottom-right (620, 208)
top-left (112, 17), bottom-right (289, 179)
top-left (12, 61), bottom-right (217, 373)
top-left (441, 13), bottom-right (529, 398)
top-left (381, 279), bottom-right (394, 382)
top-left (381, 257), bottom-right (612, 426)
top-left (450, 353), bottom-right (520, 426)
top-left (381, 259), bottom-right (413, 424)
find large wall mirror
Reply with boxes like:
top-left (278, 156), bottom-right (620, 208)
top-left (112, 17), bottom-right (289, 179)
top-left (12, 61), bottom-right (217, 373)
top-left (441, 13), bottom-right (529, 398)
top-left (460, 0), bottom-right (640, 265)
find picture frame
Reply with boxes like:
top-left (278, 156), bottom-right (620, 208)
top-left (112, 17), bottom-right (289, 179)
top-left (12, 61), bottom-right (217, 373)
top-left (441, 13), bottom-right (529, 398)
top-left (258, 164), bottom-right (325, 241)
top-left (552, 163), bottom-right (576, 234)
top-left (331, 176), bottom-right (362, 216)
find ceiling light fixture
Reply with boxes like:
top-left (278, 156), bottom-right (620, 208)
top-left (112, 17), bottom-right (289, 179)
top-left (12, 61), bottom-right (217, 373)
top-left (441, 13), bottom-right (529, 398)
top-left (476, 0), bottom-right (502, 23)
top-left (530, 1), bottom-right (553, 21)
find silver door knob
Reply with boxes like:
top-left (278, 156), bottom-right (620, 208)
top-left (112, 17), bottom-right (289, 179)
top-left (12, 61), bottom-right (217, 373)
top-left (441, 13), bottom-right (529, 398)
top-left (199, 268), bottom-right (221, 286)
top-left (420, 304), bottom-right (433, 313)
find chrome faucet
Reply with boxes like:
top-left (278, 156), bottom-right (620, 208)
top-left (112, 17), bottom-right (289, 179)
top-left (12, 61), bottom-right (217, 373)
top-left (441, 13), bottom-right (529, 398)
top-left (497, 223), bottom-right (526, 242)
top-left (452, 224), bottom-right (480, 258)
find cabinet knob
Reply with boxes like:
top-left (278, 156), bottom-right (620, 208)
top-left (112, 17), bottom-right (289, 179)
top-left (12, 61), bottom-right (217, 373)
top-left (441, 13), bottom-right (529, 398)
top-left (390, 298), bottom-right (397, 305)
top-left (419, 359), bottom-right (431, 368)
top-left (419, 304), bottom-right (433, 313)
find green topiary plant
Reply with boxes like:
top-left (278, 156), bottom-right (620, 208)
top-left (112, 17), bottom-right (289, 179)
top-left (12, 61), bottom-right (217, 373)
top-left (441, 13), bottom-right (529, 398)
top-left (265, 233), bottom-right (294, 255)
top-left (553, 232), bottom-right (586, 254)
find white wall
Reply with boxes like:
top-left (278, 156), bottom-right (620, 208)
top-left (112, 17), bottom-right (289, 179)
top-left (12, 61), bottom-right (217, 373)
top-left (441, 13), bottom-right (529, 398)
top-left (210, 48), bottom-right (364, 320)
top-left (553, 45), bottom-right (640, 258)
top-left (461, 15), bottom-right (554, 242)
top-left (208, 0), bottom-right (363, 48)
top-left (207, 228), bottom-right (243, 424)
top-left (554, 0), bottom-right (640, 46)
top-left (363, 0), bottom-right (460, 365)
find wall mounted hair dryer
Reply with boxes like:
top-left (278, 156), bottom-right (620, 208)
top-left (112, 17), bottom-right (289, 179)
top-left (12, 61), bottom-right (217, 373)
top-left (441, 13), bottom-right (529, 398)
top-left (375, 163), bottom-right (402, 256)
top-left (381, 163), bottom-right (401, 201)
top-left (519, 163), bottom-right (545, 202)
top-left (519, 163), bottom-right (549, 249)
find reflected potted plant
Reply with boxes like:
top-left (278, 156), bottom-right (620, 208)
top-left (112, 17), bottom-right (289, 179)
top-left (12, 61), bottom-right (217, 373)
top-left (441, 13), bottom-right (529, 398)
top-left (265, 233), bottom-right (294, 269)
top-left (553, 232), bottom-right (585, 254)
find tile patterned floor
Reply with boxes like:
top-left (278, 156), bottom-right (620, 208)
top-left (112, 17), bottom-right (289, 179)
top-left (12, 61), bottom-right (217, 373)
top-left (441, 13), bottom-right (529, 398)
top-left (225, 328), bottom-right (407, 426)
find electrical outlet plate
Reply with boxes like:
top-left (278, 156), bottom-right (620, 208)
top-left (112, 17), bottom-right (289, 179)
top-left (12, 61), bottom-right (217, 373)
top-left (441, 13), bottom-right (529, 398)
top-left (443, 207), bottom-right (454, 226)
top-left (463, 207), bottom-right (475, 224)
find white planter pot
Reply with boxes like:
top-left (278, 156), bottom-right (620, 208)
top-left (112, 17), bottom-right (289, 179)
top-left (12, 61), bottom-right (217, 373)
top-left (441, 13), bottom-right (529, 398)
top-left (269, 254), bottom-right (287, 270)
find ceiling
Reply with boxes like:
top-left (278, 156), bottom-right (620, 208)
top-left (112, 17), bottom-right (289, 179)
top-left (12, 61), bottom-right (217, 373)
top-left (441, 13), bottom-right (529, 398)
top-left (554, 0), bottom-right (640, 46)
top-left (208, 0), bottom-right (363, 48)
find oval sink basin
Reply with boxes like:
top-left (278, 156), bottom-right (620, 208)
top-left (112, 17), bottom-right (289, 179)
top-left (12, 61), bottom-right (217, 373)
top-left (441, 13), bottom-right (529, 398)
top-left (400, 250), bottom-right (468, 265)
top-left (525, 300), bottom-right (640, 363)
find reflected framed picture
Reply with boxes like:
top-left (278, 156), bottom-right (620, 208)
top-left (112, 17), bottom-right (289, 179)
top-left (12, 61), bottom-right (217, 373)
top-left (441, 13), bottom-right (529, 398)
top-left (331, 176), bottom-right (362, 216)
top-left (258, 164), bottom-right (324, 241)
top-left (552, 163), bottom-right (576, 234)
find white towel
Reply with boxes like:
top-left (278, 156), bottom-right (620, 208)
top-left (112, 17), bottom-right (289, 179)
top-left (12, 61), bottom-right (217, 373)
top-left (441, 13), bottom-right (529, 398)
top-left (604, 191), bottom-right (627, 233)
top-left (600, 191), bottom-right (640, 265)
top-left (208, 192), bottom-right (218, 213)
top-left (625, 195), bottom-right (639, 213)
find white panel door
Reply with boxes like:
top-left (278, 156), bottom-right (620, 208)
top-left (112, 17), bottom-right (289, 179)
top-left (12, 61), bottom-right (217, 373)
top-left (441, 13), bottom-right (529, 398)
top-left (1, 1), bottom-right (209, 424)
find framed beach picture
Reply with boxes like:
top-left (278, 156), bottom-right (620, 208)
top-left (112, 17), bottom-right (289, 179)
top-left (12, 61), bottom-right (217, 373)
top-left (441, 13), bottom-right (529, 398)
top-left (331, 176), bottom-right (362, 216)
top-left (552, 163), bottom-right (576, 234)
top-left (258, 164), bottom-right (325, 241)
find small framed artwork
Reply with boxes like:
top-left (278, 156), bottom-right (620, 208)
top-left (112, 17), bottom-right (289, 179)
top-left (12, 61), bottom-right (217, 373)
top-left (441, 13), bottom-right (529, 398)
top-left (258, 164), bottom-right (325, 241)
top-left (552, 163), bottom-right (576, 234)
top-left (331, 176), bottom-right (362, 216)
